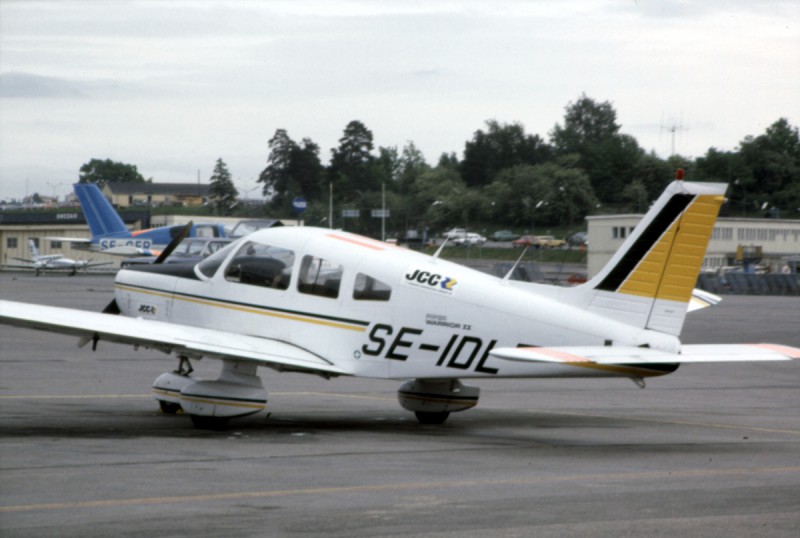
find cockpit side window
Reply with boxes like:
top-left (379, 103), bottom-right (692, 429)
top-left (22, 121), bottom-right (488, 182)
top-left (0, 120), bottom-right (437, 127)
top-left (353, 273), bottom-right (392, 301)
top-left (224, 241), bottom-right (294, 290)
top-left (298, 255), bottom-right (343, 299)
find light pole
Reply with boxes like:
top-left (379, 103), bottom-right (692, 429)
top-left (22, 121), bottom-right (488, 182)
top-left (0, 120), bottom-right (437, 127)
top-left (47, 182), bottom-right (63, 201)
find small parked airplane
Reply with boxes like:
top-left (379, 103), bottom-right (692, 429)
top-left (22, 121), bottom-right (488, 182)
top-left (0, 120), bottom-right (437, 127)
top-left (0, 177), bottom-right (797, 428)
top-left (49, 183), bottom-right (228, 256)
top-left (9, 239), bottom-right (112, 276)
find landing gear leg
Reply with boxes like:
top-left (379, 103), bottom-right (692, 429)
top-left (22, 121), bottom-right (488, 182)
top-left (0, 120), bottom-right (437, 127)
top-left (152, 355), bottom-right (195, 415)
top-left (176, 355), bottom-right (194, 375)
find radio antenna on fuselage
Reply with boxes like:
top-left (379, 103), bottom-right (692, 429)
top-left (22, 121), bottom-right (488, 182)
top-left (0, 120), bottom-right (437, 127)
top-left (503, 246), bottom-right (530, 282)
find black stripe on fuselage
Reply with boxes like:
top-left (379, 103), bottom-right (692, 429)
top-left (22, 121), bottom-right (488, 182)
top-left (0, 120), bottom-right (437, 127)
top-left (595, 193), bottom-right (694, 292)
top-left (118, 282), bottom-right (371, 328)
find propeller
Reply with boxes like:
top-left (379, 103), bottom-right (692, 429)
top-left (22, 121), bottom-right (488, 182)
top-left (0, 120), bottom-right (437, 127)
top-left (152, 221), bottom-right (193, 264)
top-left (102, 221), bottom-right (193, 315)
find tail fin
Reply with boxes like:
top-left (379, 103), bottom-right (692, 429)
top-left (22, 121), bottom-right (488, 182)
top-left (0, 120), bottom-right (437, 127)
top-left (28, 239), bottom-right (40, 258)
top-left (569, 178), bottom-right (727, 336)
top-left (73, 183), bottom-right (128, 239)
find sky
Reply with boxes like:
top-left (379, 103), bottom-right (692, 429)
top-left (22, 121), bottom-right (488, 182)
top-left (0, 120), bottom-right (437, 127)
top-left (1, 0), bottom-right (798, 201)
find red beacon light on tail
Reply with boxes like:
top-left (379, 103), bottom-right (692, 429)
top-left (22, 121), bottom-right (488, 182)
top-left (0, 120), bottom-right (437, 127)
top-left (675, 168), bottom-right (685, 180)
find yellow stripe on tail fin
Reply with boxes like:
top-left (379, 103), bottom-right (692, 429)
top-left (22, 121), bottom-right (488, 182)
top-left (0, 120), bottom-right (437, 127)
top-left (567, 179), bottom-right (727, 336)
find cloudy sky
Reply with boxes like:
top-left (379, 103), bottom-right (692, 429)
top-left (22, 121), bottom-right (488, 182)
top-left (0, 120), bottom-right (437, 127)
top-left (1, 0), bottom-right (798, 201)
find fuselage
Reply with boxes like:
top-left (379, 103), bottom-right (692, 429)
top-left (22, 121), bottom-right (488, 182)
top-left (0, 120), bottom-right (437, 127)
top-left (114, 226), bottom-right (680, 380)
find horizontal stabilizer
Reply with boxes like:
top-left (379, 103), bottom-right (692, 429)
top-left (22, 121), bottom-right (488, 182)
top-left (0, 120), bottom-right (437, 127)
top-left (0, 300), bottom-right (350, 376)
top-left (491, 343), bottom-right (800, 365)
top-left (688, 288), bottom-right (722, 312)
top-left (44, 236), bottom-right (92, 244)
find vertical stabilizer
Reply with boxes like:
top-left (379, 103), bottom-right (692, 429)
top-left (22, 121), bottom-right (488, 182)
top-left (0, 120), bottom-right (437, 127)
top-left (73, 183), bottom-right (128, 239)
top-left (566, 178), bottom-right (726, 336)
top-left (28, 239), bottom-right (40, 259)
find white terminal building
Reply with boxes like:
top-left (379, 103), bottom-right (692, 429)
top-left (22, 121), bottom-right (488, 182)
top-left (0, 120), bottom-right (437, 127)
top-left (586, 215), bottom-right (800, 278)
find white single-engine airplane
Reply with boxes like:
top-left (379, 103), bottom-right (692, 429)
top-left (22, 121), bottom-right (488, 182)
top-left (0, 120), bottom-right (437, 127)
top-left (0, 178), bottom-right (798, 428)
top-left (8, 240), bottom-right (112, 276)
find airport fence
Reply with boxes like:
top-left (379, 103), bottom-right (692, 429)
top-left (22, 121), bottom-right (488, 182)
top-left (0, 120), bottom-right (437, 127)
top-left (489, 261), bottom-right (800, 296)
top-left (696, 272), bottom-right (800, 296)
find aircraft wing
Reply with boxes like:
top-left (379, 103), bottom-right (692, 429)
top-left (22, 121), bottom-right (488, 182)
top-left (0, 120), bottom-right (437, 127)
top-left (491, 343), bottom-right (800, 365)
top-left (0, 300), bottom-right (350, 376)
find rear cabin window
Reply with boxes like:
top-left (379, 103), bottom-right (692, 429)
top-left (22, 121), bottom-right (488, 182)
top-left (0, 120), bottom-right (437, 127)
top-left (224, 241), bottom-right (294, 290)
top-left (353, 273), bottom-right (392, 301)
top-left (298, 255), bottom-right (343, 299)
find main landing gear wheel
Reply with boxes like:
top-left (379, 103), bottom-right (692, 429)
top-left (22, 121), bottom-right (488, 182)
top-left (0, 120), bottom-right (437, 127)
top-left (159, 401), bottom-right (181, 415)
top-left (190, 415), bottom-right (231, 430)
top-left (415, 411), bottom-right (450, 425)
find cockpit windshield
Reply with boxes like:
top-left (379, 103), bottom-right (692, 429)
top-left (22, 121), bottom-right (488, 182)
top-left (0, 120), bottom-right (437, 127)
top-left (224, 241), bottom-right (295, 290)
top-left (196, 241), bottom-right (239, 279)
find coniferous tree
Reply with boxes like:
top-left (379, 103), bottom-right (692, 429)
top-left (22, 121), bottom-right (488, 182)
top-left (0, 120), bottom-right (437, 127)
top-left (208, 158), bottom-right (237, 215)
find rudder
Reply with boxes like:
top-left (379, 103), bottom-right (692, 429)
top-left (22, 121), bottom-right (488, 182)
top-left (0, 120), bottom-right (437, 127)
top-left (73, 183), bottom-right (129, 239)
top-left (569, 177), bottom-right (726, 336)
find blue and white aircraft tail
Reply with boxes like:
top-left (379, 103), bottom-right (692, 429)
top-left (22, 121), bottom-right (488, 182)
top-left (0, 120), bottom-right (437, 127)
top-left (50, 183), bottom-right (228, 256)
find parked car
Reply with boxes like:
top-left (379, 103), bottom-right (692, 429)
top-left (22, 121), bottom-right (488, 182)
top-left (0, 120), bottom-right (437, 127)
top-left (534, 235), bottom-right (566, 248)
top-left (567, 231), bottom-right (588, 247)
top-left (511, 235), bottom-right (566, 248)
top-left (452, 233), bottom-right (486, 246)
top-left (489, 230), bottom-right (520, 242)
top-left (442, 228), bottom-right (467, 240)
top-left (511, 235), bottom-right (538, 248)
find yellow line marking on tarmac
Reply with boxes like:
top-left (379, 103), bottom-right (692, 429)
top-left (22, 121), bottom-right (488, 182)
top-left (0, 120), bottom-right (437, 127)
top-left (3, 393), bottom-right (797, 434)
top-left (3, 466), bottom-right (799, 513)
top-left (0, 392), bottom-right (391, 401)
top-left (0, 394), bottom-right (149, 400)
top-left (523, 408), bottom-right (800, 436)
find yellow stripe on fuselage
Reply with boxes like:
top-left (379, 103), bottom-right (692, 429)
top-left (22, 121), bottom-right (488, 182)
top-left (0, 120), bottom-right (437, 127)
top-left (618, 194), bottom-right (724, 303)
top-left (115, 284), bottom-right (367, 332)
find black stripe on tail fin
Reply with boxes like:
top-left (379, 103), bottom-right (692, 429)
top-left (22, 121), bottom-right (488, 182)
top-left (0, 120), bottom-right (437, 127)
top-left (595, 193), bottom-right (694, 292)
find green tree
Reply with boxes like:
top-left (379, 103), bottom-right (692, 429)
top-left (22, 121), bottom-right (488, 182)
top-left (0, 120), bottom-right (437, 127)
top-left (208, 158), bottom-right (237, 215)
top-left (410, 165), bottom-right (467, 230)
top-left (291, 138), bottom-right (324, 203)
top-left (738, 118), bottom-right (800, 215)
top-left (258, 130), bottom-right (324, 216)
top-left (633, 151), bottom-right (674, 202)
top-left (258, 129), bottom-right (296, 206)
top-left (483, 158), bottom-right (596, 228)
top-left (397, 142), bottom-right (429, 194)
top-left (78, 158), bottom-right (145, 185)
top-left (461, 120), bottom-right (551, 187)
top-left (550, 94), bottom-right (642, 203)
top-left (328, 120), bottom-right (376, 198)
top-left (695, 148), bottom-right (751, 214)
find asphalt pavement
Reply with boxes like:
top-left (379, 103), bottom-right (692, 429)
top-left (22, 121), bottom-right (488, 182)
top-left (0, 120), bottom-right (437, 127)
top-left (1, 273), bottom-right (799, 537)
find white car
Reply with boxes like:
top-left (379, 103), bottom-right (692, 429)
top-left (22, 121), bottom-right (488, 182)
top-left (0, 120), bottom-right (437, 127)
top-left (452, 232), bottom-right (486, 246)
top-left (443, 228), bottom-right (467, 240)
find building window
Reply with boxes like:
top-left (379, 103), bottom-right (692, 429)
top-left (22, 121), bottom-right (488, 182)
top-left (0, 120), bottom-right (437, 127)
top-left (51, 240), bottom-right (62, 249)
top-left (7, 237), bottom-right (18, 249)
